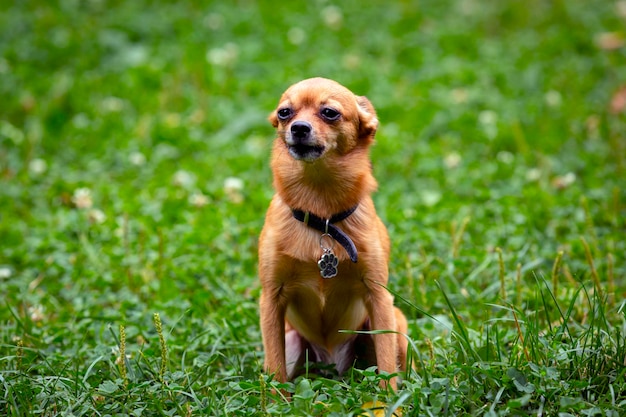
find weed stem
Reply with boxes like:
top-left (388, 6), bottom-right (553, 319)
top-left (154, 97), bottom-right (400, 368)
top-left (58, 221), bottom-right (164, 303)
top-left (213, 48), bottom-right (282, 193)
top-left (153, 313), bottom-right (168, 383)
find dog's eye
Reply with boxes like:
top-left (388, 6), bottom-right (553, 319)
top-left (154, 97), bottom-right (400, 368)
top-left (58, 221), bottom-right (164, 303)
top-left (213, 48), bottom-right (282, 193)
top-left (320, 107), bottom-right (341, 121)
top-left (277, 108), bottom-right (293, 121)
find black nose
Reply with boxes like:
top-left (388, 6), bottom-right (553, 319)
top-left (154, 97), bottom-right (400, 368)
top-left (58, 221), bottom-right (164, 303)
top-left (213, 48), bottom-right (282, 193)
top-left (290, 121), bottom-right (312, 140)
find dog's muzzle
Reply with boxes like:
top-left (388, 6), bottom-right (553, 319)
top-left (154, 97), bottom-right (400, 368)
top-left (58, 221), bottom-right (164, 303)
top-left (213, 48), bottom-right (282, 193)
top-left (286, 120), bottom-right (325, 161)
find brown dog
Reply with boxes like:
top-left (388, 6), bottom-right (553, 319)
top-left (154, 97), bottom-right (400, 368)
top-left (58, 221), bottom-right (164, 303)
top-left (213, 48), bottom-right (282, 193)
top-left (259, 77), bottom-right (408, 389)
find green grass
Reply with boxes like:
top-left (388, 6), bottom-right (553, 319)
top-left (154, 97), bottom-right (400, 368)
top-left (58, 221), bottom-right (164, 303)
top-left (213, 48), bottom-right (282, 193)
top-left (1, 0), bottom-right (625, 415)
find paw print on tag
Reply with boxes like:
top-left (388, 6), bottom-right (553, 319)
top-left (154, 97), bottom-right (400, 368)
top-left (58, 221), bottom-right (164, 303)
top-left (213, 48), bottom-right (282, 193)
top-left (318, 251), bottom-right (338, 278)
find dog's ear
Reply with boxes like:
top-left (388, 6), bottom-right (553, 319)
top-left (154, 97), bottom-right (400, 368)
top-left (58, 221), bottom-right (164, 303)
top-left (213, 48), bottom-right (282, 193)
top-left (268, 111), bottom-right (278, 128)
top-left (356, 96), bottom-right (378, 141)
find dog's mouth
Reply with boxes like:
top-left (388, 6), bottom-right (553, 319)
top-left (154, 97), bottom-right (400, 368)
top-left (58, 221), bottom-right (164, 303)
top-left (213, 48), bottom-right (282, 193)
top-left (288, 143), bottom-right (325, 161)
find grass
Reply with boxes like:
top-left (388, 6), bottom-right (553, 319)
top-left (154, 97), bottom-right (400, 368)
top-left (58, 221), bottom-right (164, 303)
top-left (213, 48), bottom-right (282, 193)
top-left (1, 0), bottom-right (625, 415)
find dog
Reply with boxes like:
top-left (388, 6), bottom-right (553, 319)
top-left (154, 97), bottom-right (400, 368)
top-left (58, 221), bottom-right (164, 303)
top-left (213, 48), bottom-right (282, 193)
top-left (258, 77), bottom-right (408, 389)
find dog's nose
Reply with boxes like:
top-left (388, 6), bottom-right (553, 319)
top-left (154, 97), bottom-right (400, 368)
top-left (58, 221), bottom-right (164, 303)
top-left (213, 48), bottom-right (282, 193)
top-left (290, 121), bottom-right (312, 141)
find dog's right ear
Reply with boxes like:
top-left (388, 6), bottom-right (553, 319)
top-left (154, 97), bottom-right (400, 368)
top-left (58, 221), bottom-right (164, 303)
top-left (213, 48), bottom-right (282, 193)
top-left (268, 111), bottom-right (278, 128)
top-left (356, 96), bottom-right (378, 141)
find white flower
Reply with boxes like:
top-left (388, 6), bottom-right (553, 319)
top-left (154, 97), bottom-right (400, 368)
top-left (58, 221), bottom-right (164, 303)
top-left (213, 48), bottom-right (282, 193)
top-left (0, 267), bottom-right (12, 279)
top-left (224, 177), bottom-right (243, 192)
top-left (321, 6), bottom-right (343, 30)
top-left (552, 172), bottom-right (576, 189)
top-left (478, 110), bottom-right (498, 139)
top-left (88, 209), bottom-right (107, 224)
top-left (29, 158), bottom-right (48, 175)
top-left (72, 188), bottom-right (93, 209)
top-left (525, 168), bottom-right (541, 181)
top-left (478, 110), bottom-right (498, 125)
top-left (545, 90), bottom-right (562, 108)
top-left (129, 151), bottom-right (146, 166)
top-left (29, 305), bottom-right (45, 322)
top-left (173, 170), bottom-right (195, 188)
top-left (206, 43), bottom-right (238, 66)
top-left (224, 177), bottom-right (244, 203)
top-left (189, 192), bottom-right (210, 207)
top-left (421, 190), bottom-right (442, 207)
top-left (101, 96), bottom-right (124, 112)
top-left (403, 208), bottom-right (416, 218)
top-left (496, 151), bottom-right (514, 164)
top-left (443, 152), bottom-right (462, 169)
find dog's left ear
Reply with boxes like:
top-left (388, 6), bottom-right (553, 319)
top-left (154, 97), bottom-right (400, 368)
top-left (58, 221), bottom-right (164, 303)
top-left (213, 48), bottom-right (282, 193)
top-left (356, 96), bottom-right (378, 141)
top-left (268, 111), bottom-right (279, 128)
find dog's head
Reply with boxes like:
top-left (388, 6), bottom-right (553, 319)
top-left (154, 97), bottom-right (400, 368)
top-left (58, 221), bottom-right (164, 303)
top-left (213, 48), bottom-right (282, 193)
top-left (269, 78), bottom-right (378, 162)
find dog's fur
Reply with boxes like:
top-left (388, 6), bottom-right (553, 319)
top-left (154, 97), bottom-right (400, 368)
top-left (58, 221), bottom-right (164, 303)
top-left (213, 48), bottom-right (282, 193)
top-left (259, 77), bottom-right (408, 388)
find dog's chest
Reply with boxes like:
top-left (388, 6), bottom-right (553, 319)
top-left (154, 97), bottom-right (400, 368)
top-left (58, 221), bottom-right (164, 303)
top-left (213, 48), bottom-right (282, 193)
top-left (284, 261), bottom-right (369, 347)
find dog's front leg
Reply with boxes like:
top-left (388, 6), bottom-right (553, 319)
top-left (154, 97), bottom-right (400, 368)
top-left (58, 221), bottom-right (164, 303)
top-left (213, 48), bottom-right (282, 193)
top-left (260, 289), bottom-right (287, 383)
top-left (366, 284), bottom-right (399, 390)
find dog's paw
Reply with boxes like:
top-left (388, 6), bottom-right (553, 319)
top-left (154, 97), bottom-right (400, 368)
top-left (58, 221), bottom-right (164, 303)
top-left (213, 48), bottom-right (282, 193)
top-left (318, 252), bottom-right (339, 278)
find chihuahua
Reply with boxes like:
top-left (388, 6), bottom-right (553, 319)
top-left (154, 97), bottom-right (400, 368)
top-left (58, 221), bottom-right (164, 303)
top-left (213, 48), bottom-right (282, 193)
top-left (259, 77), bottom-right (408, 389)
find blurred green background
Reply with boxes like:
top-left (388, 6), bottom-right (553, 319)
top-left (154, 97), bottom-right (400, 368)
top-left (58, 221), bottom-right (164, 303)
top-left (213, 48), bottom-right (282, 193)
top-left (1, 0), bottom-right (625, 414)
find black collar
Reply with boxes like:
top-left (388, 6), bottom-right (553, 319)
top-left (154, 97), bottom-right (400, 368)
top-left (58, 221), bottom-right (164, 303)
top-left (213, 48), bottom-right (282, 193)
top-left (292, 205), bottom-right (358, 263)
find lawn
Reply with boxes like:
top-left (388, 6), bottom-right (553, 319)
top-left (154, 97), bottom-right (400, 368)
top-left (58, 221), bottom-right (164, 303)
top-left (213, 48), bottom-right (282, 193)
top-left (1, 0), bottom-right (625, 415)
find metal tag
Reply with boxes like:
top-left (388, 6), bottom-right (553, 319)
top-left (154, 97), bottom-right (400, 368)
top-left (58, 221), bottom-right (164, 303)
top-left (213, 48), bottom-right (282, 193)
top-left (318, 233), bottom-right (338, 278)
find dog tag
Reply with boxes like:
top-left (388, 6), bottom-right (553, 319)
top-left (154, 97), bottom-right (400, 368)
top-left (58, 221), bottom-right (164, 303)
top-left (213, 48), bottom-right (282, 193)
top-left (318, 233), bottom-right (338, 278)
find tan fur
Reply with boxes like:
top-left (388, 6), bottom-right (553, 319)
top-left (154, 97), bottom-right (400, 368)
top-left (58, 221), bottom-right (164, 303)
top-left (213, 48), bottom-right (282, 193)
top-left (259, 78), bottom-right (408, 389)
